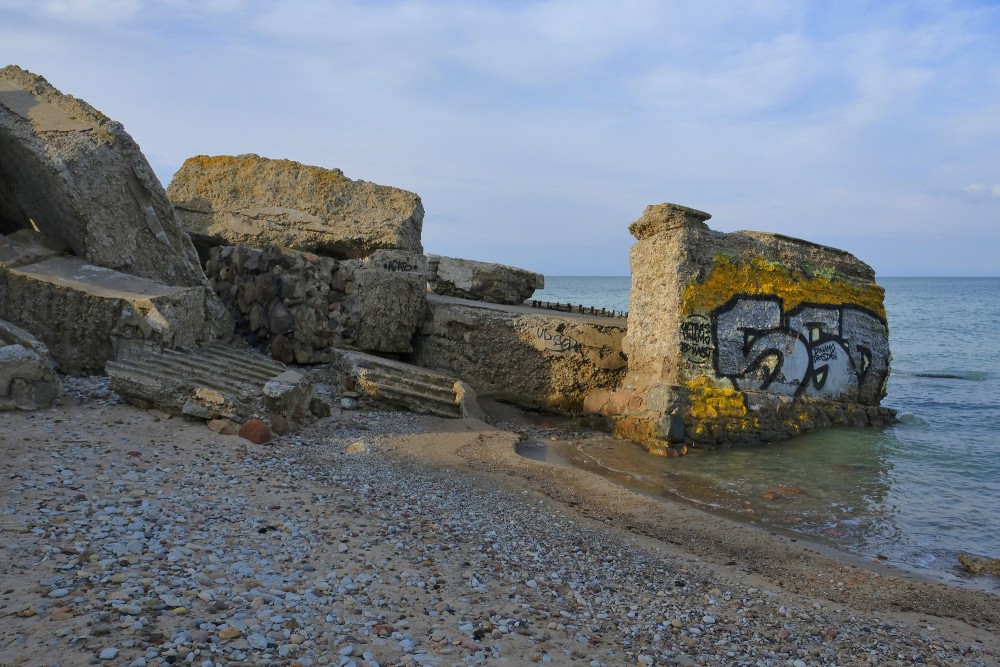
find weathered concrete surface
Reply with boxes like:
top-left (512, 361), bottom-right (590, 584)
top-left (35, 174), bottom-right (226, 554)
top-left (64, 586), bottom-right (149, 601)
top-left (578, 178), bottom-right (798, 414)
top-left (410, 295), bottom-right (626, 412)
top-left (206, 246), bottom-right (426, 361)
top-left (107, 345), bottom-right (316, 427)
top-left (341, 250), bottom-right (427, 354)
top-left (0, 254), bottom-right (216, 375)
top-left (0, 66), bottom-right (208, 287)
top-left (331, 348), bottom-right (486, 420)
top-left (0, 318), bottom-right (62, 410)
top-left (597, 202), bottom-right (893, 452)
top-left (426, 254), bottom-right (544, 305)
top-left (167, 155), bottom-right (424, 260)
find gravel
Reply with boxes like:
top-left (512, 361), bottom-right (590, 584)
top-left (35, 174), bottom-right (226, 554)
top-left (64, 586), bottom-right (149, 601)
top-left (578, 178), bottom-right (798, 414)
top-left (0, 378), bottom-right (996, 666)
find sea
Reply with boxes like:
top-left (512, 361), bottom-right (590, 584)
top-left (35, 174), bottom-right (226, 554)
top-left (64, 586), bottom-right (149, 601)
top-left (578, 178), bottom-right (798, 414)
top-left (530, 276), bottom-right (1000, 591)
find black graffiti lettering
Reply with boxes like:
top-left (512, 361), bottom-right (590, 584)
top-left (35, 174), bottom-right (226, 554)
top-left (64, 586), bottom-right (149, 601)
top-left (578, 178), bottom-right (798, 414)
top-left (812, 342), bottom-right (838, 362)
top-left (680, 315), bottom-right (713, 363)
top-left (382, 259), bottom-right (417, 272)
top-left (536, 328), bottom-right (581, 353)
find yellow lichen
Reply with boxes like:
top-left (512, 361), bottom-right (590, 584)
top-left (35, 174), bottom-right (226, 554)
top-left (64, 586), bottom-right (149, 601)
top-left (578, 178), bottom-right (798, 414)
top-left (684, 376), bottom-right (747, 420)
top-left (682, 256), bottom-right (886, 320)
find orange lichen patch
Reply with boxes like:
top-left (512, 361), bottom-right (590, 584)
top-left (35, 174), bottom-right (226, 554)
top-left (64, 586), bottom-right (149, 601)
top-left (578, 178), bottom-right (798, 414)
top-left (684, 376), bottom-right (747, 420)
top-left (682, 256), bottom-right (886, 320)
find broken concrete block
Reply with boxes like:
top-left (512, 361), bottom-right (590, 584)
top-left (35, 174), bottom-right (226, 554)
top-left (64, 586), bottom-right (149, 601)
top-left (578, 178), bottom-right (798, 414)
top-left (331, 348), bottom-right (485, 420)
top-left (167, 154), bottom-right (424, 260)
top-left (0, 318), bottom-right (62, 410)
top-left (426, 254), bottom-right (544, 305)
top-left (0, 254), bottom-right (216, 374)
top-left (106, 345), bottom-right (316, 428)
top-left (340, 250), bottom-right (427, 354)
top-left (608, 202), bottom-right (894, 450)
top-left (0, 65), bottom-right (208, 287)
top-left (410, 295), bottom-right (627, 412)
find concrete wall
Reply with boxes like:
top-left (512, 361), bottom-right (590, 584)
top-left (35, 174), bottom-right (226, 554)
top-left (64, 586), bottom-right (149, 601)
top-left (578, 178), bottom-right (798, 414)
top-left (410, 295), bottom-right (627, 412)
top-left (594, 203), bottom-right (894, 452)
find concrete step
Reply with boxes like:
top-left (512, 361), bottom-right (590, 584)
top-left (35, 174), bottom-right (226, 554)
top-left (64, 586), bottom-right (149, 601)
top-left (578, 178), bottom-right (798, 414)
top-left (331, 348), bottom-right (484, 420)
top-left (107, 345), bottom-right (315, 427)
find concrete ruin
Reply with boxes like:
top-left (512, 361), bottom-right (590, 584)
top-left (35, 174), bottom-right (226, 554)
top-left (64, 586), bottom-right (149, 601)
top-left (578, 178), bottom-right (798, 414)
top-left (0, 318), bottom-right (62, 410)
top-left (426, 254), bottom-right (544, 305)
top-left (167, 154), bottom-right (424, 260)
top-left (204, 245), bottom-right (426, 362)
top-left (0, 66), bottom-right (230, 377)
top-left (106, 345), bottom-right (316, 426)
top-left (0, 66), bottom-right (208, 287)
top-left (411, 295), bottom-right (627, 412)
top-left (587, 203), bottom-right (894, 452)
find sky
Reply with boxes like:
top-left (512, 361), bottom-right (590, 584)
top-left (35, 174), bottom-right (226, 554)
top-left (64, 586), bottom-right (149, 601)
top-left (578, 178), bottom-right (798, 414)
top-left (1, 0), bottom-right (998, 277)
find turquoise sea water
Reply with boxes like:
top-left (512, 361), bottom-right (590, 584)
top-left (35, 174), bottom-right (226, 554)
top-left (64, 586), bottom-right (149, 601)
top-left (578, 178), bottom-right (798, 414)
top-left (532, 277), bottom-right (1000, 590)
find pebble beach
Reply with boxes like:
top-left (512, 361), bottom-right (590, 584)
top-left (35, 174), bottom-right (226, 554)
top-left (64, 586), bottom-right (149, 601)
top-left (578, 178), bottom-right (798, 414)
top-left (1, 378), bottom-right (997, 667)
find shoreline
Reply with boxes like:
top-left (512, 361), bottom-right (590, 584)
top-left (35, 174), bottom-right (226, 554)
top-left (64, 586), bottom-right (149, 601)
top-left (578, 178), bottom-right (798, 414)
top-left (1, 383), bottom-right (997, 666)
top-left (513, 434), bottom-right (998, 597)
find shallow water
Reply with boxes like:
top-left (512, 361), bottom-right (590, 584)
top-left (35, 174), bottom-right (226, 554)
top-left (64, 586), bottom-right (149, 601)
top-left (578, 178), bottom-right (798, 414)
top-left (526, 277), bottom-right (1000, 590)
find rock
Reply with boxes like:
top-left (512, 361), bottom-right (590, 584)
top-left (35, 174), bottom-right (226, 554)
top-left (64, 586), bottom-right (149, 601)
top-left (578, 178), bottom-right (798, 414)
top-left (345, 441), bottom-right (368, 454)
top-left (238, 418), bottom-right (272, 444)
top-left (0, 319), bottom-right (62, 410)
top-left (247, 632), bottom-right (268, 650)
top-left (270, 413), bottom-right (289, 435)
top-left (957, 552), bottom-right (1000, 575)
top-left (99, 647), bottom-right (119, 660)
top-left (207, 418), bottom-right (237, 435)
top-left (167, 154), bottom-right (424, 260)
top-left (0, 66), bottom-right (207, 286)
top-left (426, 254), bottom-right (544, 305)
top-left (218, 627), bottom-right (241, 640)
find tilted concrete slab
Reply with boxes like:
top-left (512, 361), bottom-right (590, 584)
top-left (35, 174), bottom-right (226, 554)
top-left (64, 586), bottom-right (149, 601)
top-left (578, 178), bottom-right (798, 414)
top-left (107, 345), bottom-right (315, 426)
top-left (331, 348), bottom-right (485, 420)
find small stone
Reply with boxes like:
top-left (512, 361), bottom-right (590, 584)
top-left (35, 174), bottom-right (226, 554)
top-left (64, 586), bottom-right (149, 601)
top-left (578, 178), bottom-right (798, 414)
top-left (670, 618), bottom-right (683, 628)
top-left (238, 419), bottom-right (272, 444)
top-left (99, 647), bottom-right (120, 660)
top-left (218, 627), bottom-right (241, 640)
top-left (270, 414), bottom-right (290, 436)
top-left (345, 441), bottom-right (368, 454)
top-left (339, 644), bottom-right (354, 656)
top-left (207, 418), bottom-right (236, 435)
top-left (247, 632), bottom-right (268, 649)
top-left (702, 614), bottom-right (716, 624)
top-left (48, 588), bottom-right (70, 598)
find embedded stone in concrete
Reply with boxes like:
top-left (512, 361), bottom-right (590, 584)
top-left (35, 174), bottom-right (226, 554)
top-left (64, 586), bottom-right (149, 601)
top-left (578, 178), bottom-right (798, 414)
top-left (106, 345), bottom-right (316, 427)
top-left (426, 254), bottom-right (544, 305)
top-left (410, 294), bottom-right (627, 412)
top-left (0, 66), bottom-right (208, 287)
top-left (600, 202), bottom-right (893, 450)
top-left (332, 348), bottom-right (485, 420)
top-left (167, 154), bottom-right (424, 260)
top-left (0, 319), bottom-right (62, 411)
top-left (0, 254), bottom-right (215, 374)
top-left (205, 245), bottom-right (426, 361)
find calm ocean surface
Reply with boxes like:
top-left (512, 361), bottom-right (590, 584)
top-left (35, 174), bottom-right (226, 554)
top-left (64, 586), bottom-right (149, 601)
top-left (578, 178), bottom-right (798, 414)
top-left (532, 277), bottom-right (1000, 590)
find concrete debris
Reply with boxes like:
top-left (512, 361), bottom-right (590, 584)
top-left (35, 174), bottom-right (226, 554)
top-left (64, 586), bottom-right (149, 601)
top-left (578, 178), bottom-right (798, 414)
top-left (426, 254), bottom-right (544, 305)
top-left (0, 318), bottom-right (62, 410)
top-left (167, 154), bottom-right (424, 260)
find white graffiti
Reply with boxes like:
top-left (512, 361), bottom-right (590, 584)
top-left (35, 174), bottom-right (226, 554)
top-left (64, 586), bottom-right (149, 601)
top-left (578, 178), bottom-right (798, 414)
top-left (712, 297), bottom-right (889, 403)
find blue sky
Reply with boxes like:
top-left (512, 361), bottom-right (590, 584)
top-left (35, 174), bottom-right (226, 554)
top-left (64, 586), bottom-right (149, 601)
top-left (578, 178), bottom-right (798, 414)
top-left (1, 0), bottom-right (998, 276)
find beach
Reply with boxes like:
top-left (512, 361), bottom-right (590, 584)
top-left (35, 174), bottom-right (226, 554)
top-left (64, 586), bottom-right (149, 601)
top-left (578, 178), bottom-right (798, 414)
top-left (1, 378), bottom-right (997, 667)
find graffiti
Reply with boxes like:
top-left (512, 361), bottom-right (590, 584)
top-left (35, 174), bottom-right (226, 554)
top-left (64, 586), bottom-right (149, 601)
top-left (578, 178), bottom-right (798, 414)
top-left (680, 315), bottom-right (713, 364)
top-left (382, 259), bottom-right (417, 272)
top-left (711, 296), bottom-right (888, 403)
top-left (536, 327), bottom-right (581, 353)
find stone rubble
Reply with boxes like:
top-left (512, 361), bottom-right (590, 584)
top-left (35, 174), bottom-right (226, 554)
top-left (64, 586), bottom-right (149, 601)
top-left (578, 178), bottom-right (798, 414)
top-left (0, 380), bottom-right (995, 667)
